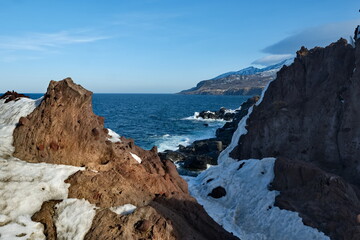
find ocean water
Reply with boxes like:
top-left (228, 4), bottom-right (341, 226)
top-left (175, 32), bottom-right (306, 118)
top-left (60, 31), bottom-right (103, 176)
top-left (27, 93), bottom-right (250, 151)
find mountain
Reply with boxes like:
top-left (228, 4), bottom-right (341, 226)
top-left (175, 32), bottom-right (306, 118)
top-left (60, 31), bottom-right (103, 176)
top-left (179, 58), bottom-right (293, 95)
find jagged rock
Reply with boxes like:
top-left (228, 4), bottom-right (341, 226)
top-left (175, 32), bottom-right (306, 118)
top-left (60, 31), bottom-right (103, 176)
top-left (14, 78), bottom-right (237, 239)
top-left (229, 38), bottom-right (360, 239)
top-left (231, 38), bottom-right (359, 184)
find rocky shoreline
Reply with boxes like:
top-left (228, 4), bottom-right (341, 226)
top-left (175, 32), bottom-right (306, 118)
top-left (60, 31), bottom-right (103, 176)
top-left (159, 96), bottom-right (259, 173)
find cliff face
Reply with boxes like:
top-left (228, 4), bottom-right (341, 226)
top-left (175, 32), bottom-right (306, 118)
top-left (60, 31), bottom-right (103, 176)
top-left (10, 78), bottom-right (237, 240)
top-left (231, 38), bottom-right (358, 183)
top-left (230, 38), bottom-right (360, 239)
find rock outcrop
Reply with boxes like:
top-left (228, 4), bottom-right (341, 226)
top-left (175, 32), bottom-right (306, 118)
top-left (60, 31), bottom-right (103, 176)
top-left (230, 38), bottom-right (360, 239)
top-left (197, 107), bottom-right (235, 121)
top-left (12, 78), bottom-right (238, 240)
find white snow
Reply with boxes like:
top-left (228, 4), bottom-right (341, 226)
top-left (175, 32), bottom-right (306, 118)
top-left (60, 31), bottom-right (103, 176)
top-left (130, 152), bottom-right (142, 163)
top-left (0, 97), bottom-right (42, 157)
top-left (107, 128), bottom-right (121, 143)
top-left (185, 79), bottom-right (330, 239)
top-left (109, 204), bottom-right (137, 215)
top-left (0, 97), bottom-right (85, 239)
top-left (54, 199), bottom-right (97, 240)
top-left (0, 215), bottom-right (45, 240)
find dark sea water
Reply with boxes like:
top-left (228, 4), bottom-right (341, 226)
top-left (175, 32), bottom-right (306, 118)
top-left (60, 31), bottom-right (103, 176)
top-left (28, 93), bottom-right (250, 151)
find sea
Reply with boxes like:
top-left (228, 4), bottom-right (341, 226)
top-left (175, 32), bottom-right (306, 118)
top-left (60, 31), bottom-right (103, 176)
top-left (27, 93), bottom-right (250, 152)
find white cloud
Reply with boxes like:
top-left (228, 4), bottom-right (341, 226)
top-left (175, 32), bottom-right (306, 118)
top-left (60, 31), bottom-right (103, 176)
top-left (0, 30), bottom-right (109, 52)
top-left (262, 19), bottom-right (360, 54)
top-left (252, 54), bottom-right (294, 66)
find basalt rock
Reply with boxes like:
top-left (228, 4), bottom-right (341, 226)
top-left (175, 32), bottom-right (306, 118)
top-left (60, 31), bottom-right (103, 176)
top-left (229, 38), bottom-right (360, 239)
top-left (14, 78), bottom-right (238, 240)
top-left (198, 107), bottom-right (235, 121)
top-left (231, 39), bottom-right (358, 184)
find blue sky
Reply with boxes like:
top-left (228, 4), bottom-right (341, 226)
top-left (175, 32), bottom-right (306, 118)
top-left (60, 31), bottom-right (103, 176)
top-left (0, 0), bottom-right (359, 93)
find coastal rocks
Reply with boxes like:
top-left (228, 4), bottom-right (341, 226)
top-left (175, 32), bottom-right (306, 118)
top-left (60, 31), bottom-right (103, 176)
top-left (159, 96), bottom-right (259, 171)
top-left (11, 78), bottom-right (237, 239)
top-left (229, 38), bottom-right (360, 238)
top-left (197, 107), bottom-right (235, 121)
top-left (0, 91), bottom-right (29, 103)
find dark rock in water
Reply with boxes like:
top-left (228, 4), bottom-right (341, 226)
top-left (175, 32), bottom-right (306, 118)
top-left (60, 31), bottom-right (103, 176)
top-left (158, 96), bottom-right (258, 172)
top-left (229, 38), bottom-right (360, 239)
top-left (158, 150), bottom-right (185, 162)
top-left (208, 186), bottom-right (226, 198)
top-left (0, 90), bottom-right (29, 103)
top-left (197, 107), bottom-right (235, 121)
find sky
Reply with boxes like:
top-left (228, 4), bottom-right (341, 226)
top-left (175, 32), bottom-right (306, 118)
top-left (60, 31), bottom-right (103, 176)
top-left (0, 0), bottom-right (359, 93)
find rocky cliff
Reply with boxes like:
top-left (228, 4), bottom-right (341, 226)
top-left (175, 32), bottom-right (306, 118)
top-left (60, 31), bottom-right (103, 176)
top-left (3, 78), bottom-right (237, 239)
top-left (229, 38), bottom-right (360, 239)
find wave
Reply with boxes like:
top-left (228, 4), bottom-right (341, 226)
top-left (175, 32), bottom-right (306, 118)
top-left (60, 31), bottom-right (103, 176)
top-left (155, 126), bottom-right (222, 152)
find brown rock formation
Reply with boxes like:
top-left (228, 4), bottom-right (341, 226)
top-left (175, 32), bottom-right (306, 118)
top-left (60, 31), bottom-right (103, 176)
top-left (13, 78), bottom-right (237, 239)
top-left (229, 38), bottom-right (360, 239)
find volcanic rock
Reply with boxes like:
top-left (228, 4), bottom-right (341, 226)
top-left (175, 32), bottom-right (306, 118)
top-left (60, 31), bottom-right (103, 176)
top-left (13, 78), bottom-right (238, 239)
top-left (229, 38), bottom-right (360, 239)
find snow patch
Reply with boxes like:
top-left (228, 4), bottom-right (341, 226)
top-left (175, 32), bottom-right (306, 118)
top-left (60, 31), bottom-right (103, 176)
top-left (54, 198), bottom-right (97, 240)
top-left (109, 204), bottom-right (137, 215)
top-left (0, 157), bottom-right (83, 239)
top-left (130, 152), bottom-right (142, 163)
top-left (107, 128), bottom-right (121, 143)
top-left (0, 215), bottom-right (45, 240)
top-left (186, 158), bottom-right (329, 239)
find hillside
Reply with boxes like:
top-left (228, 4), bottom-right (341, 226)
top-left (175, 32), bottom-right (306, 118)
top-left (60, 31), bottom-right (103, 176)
top-left (179, 59), bottom-right (292, 95)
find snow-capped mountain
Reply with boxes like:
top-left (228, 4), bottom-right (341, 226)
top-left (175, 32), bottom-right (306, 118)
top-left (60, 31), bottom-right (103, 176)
top-left (179, 58), bottom-right (293, 95)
